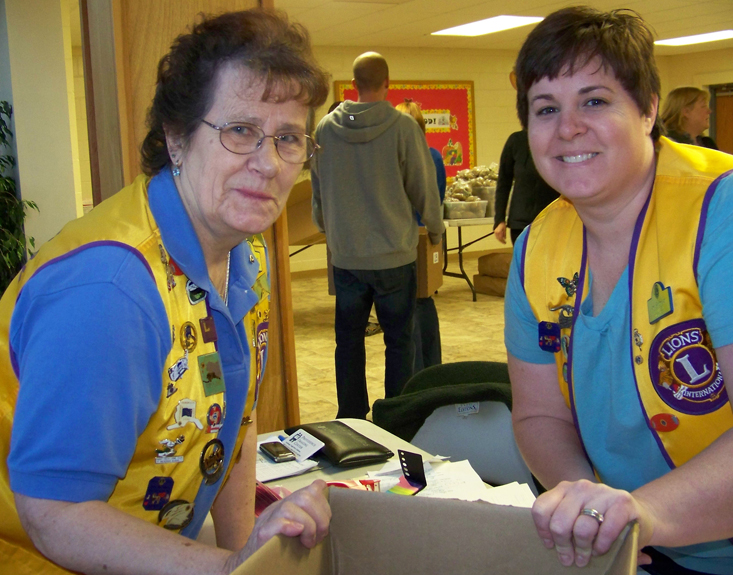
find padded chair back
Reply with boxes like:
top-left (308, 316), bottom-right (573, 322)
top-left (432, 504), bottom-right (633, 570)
top-left (410, 400), bottom-right (537, 494)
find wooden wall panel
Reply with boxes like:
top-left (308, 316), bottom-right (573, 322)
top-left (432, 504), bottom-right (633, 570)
top-left (116, 0), bottom-right (264, 182)
top-left (257, 210), bottom-right (301, 433)
top-left (715, 94), bottom-right (733, 155)
top-left (81, 0), bottom-right (127, 203)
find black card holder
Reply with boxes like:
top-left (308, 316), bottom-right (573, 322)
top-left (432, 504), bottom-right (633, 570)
top-left (283, 421), bottom-right (394, 467)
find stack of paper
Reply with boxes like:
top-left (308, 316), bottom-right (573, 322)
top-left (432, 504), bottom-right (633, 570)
top-left (367, 459), bottom-right (536, 508)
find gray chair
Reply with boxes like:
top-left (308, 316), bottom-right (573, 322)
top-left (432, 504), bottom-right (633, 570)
top-left (372, 361), bottom-right (538, 494)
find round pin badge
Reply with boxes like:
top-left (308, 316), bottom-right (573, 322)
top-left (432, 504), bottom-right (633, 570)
top-left (650, 413), bottom-right (680, 432)
top-left (158, 499), bottom-right (194, 530)
top-left (168, 258), bottom-right (184, 276)
top-left (180, 322), bottom-right (197, 353)
top-left (200, 438), bottom-right (225, 485)
top-left (206, 403), bottom-right (223, 433)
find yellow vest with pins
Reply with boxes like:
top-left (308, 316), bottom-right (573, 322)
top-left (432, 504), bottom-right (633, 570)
top-left (522, 137), bottom-right (733, 470)
top-left (0, 174), bottom-right (268, 574)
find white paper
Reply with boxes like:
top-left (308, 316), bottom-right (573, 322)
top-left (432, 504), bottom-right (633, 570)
top-left (282, 429), bottom-right (325, 462)
top-left (367, 459), bottom-right (536, 508)
top-left (417, 460), bottom-right (491, 501)
top-left (474, 481), bottom-right (536, 508)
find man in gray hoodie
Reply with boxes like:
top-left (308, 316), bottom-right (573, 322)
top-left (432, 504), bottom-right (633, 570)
top-left (311, 52), bottom-right (444, 419)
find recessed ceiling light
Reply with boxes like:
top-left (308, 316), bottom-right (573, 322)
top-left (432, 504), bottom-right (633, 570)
top-left (655, 30), bottom-right (733, 46)
top-left (432, 15), bottom-right (543, 37)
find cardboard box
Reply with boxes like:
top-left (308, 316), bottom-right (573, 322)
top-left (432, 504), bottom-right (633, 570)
top-left (477, 247), bottom-right (513, 278)
top-left (234, 488), bottom-right (638, 575)
top-left (473, 274), bottom-right (508, 297)
top-left (417, 229), bottom-right (443, 298)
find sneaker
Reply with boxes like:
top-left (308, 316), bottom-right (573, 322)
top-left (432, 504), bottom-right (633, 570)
top-left (365, 322), bottom-right (382, 337)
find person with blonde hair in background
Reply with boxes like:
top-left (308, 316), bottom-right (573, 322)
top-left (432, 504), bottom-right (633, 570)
top-left (395, 98), bottom-right (446, 371)
top-left (661, 86), bottom-right (718, 149)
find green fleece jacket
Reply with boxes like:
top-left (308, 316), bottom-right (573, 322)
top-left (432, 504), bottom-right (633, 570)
top-left (311, 100), bottom-right (445, 270)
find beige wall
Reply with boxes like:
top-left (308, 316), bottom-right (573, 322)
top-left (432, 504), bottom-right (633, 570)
top-left (289, 44), bottom-right (733, 273)
top-left (5, 0), bottom-right (80, 248)
top-left (659, 47), bottom-right (733, 94)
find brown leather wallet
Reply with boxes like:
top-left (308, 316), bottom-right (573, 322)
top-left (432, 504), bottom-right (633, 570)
top-left (283, 421), bottom-right (394, 467)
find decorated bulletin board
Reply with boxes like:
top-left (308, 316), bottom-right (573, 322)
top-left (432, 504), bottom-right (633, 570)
top-left (335, 81), bottom-right (476, 178)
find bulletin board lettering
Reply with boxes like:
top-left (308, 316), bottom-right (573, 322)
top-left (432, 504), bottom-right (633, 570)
top-left (335, 81), bottom-right (476, 178)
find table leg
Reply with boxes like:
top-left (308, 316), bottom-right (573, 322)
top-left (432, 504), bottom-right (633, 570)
top-left (456, 227), bottom-right (477, 301)
top-left (442, 226), bottom-right (478, 301)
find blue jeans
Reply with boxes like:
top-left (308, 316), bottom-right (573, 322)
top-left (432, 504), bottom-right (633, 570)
top-left (333, 263), bottom-right (416, 419)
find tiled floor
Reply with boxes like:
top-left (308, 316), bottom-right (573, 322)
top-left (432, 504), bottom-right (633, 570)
top-left (291, 254), bottom-right (507, 424)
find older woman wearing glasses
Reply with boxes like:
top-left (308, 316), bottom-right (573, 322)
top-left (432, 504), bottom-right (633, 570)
top-left (0, 10), bottom-right (330, 575)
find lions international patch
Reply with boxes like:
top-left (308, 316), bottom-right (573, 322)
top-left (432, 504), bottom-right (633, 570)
top-left (649, 319), bottom-right (728, 415)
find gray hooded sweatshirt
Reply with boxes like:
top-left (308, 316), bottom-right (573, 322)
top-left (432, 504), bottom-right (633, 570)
top-left (311, 100), bottom-right (445, 270)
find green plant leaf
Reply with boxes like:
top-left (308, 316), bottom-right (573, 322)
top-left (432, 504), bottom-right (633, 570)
top-left (0, 100), bottom-right (38, 295)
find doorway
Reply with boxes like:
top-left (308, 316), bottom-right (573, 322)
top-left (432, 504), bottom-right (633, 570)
top-left (710, 84), bottom-right (733, 155)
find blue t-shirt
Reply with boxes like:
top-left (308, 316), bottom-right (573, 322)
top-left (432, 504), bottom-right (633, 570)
top-left (8, 169), bottom-right (264, 538)
top-left (504, 172), bottom-right (733, 574)
top-left (416, 147), bottom-right (446, 227)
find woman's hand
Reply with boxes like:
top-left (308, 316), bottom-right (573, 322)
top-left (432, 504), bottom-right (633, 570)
top-left (532, 479), bottom-right (655, 568)
top-left (494, 222), bottom-right (508, 244)
top-left (226, 480), bottom-right (331, 572)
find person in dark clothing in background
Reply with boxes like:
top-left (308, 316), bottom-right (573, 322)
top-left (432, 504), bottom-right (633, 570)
top-left (493, 129), bottom-right (559, 245)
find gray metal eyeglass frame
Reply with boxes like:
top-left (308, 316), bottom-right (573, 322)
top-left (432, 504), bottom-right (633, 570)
top-left (200, 119), bottom-right (319, 164)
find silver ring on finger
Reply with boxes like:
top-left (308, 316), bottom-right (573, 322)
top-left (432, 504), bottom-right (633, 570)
top-left (580, 508), bottom-right (604, 525)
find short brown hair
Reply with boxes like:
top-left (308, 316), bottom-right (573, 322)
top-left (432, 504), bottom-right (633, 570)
top-left (141, 9), bottom-right (329, 176)
top-left (515, 7), bottom-right (661, 139)
top-left (395, 99), bottom-right (425, 133)
top-left (661, 86), bottom-right (708, 135)
top-left (352, 52), bottom-right (389, 93)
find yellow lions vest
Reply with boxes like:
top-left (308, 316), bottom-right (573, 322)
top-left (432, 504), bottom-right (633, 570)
top-left (523, 137), bottom-right (733, 470)
top-left (0, 174), bottom-right (268, 574)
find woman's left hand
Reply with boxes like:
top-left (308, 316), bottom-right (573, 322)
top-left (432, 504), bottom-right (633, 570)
top-left (532, 479), bottom-right (655, 568)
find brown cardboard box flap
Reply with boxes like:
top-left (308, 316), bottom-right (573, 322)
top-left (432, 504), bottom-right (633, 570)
top-left (477, 247), bottom-right (513, 278)
top-left (417, 228), bottom-right (443, 299)
top-left (474, 274), bottom-right (508, 297)
top-left (234, 488), bottom-right (638, 575)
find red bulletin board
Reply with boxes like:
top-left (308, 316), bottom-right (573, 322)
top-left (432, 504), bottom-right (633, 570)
top-left (335, 81), bottom-right (476, 178)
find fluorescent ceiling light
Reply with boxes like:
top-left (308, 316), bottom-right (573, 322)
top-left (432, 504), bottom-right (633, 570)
top-left (432, 15), bottom-right (543, 37)
top-left (655, 30), bottom-right (733, 46)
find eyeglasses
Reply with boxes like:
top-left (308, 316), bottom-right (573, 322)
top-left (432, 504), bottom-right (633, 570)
top-left (201, 120), bottom-right (318, 164)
